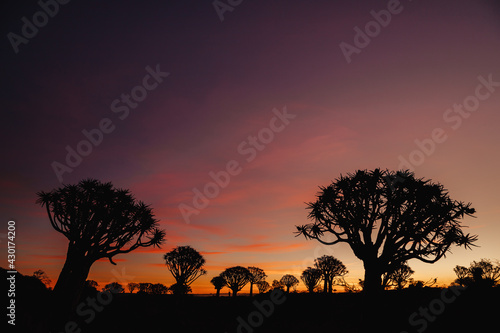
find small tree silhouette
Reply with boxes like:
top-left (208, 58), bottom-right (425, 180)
top-left (296, 169), bottom-right (477, 293)
top-left (127, 282), bottom-right (139, 293)
top-left (272, 279), bottom-right (284, 291)
top-left (138, 283), bottom-right (153, 294)
top-left (247, 266), bottom-right (267, 296)
top-left (256, 280), bottom-right (270, 294)
top-left (164, 246), bottom-right (206, 295)
top-left (103, 282), bottom-right (124, 293)
top-left (454, 259), bottom-right (500, 287)
top-left (32, 269), bottom-right (51, 288)
top-left (301, 267), bottom-right (322, 293)
top-left (210, 275), bottom-right (225, 297)
top-left (37, 179), bottom-right (165, 320)
top-left (382, 262), bottom-right (414, 290)
top-left (280, 274), bottom-right (299, 293)
top-left (314, 255), bottom-right (348, 293)
top-left (220, 266), bottom-right (251, 297)
top-left (151, 283), bottom-right (168, 294)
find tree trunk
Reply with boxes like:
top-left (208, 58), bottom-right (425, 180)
top-left (323, 277), bottom-right (328, 293)
top-left (216, 288), bottom-right (220, 297)
top-left (363, 261), bottom-right (383, 294)
top-left (286, 285), bottom-right (290, 293)
top-left (51, 247), bottom-right (93, 328)
top-left (232, 288), bottom-right (238, 297)
top-left (249, 282), bottom-right (254, 296)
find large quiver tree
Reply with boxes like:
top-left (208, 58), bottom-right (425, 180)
top-left (37, 179), bottom-right (165, 319)
top-left (296, 169), bottom-right (477, 293)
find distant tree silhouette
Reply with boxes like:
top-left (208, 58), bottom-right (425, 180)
top-left (301, 267), bottom-right (322, 293)
top-left (210, 275), bottom-right (225, 297)
top-left (382, 262), bottom-right (414, 290)
top-left (32, 269), bottom-right (51, 288)
top-left (296, 169), bottom-right (478, 293)
top-left (37, 179), bottom-right (165, 319)
top-left (220, 266), bottom-right (251, 297)
top-left (103, 282), bottom-right (124, 293)
top-left (454, 259), bottom-right (500, 287)
top-left (164, 246), bottom-right (206, 295)
top-left (151, 283), bottom-right (168, 294)
top-left (314, 255), bottom-right (348, 293)
top-left (127, 282), bottom-right (140, 293)
top-left (280, 274), bottom-right (299, 293)
top-left (256, 280), bottom-right (270, 294)
top-left (272, 279), bottom-right (284, 291)
top-left (138, 283), bottom-right (153, 294)
top-left (247, 266), bottom-right (267, 296)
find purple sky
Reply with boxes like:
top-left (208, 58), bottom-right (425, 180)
top-left (1, 0), bottom-right (500, 292)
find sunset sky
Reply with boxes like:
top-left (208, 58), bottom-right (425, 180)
top-left (1, 0), bottom-right (500, 294)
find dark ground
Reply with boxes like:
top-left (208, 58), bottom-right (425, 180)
top-left (10, 281), bottom-right (500, 333)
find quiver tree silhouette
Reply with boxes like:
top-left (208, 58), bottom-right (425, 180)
top-left (220, 266), bottom-right (251, 297)
top-left (247, 266), bottom-right (267, 296)
top-left (382, 262), bottom-right (414, 290)
top-left (210, 275), bottom-right (225, 297)
top-left (301, 267), bottom-right (323, 293)
top-left (314, 255), bottom-right (348, 293)
top-left (256, 280), bottom-right (270, 294)
top-left (280, 274), bottom-right (299, 293)
top-left (454, 259), bottom-right (500, 287)
top-left (36, 179), bottom-right (165, 322)
top-left (164, 246), bottom-right (207, 294)
top-left (296, 169), bottom-right (478, 293)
